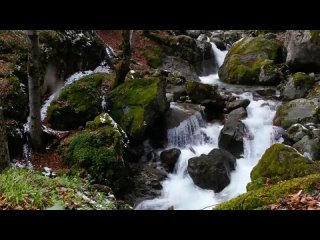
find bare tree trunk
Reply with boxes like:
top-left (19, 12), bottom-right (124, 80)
top-left (113, 30), bottom-right (131, 89)
top-left (0, 106), bottom-right (10, 171)
top-left (27, 30), bottom-right (42, 150)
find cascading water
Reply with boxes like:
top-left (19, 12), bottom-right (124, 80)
top-left (136, 42), bottom-right (283, 210)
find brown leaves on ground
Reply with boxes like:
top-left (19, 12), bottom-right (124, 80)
top-left (269, 190), bottom-right (320, 210)
top-left (96, 30), bottom-right (160, 71)
top-left (31, 149), bottom-right (69, 172)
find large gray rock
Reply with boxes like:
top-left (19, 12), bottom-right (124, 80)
top-left (285, 30), bottom-right (320, 73)
top-left (286, 123), bottom-right (311, 143)
top-left (159, 56), bottom-right (200, 82)
top-left (274, 98), bottom-right (320, 129)
top-left (282, 72), bottom-right (314, 100)
top-left (293, 136), bottom-right (320, 161)
top-left (187, 148), bottom-right (236, 192)
top-left (218, 118), bottom-right (247, 158)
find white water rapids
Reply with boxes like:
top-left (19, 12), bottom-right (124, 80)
top-left (136, 43), bottom-right (283, 210)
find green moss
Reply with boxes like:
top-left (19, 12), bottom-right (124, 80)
top-left (109, 77), bottom-right (167, 140)
top-left (144, 46), bottom-right (165, 68)
top-left (255, 30), bottom-right (285, 36)
top-left (0, 168), bottom-right (116, 210)
top-left (291, 72), bottom-right (314, 88)
top-left (219, 36), bottom-right (283, 85)
top-left (310, 30), bottom-right (320, 43)
top-left (47, 73), bottom-right (111, 130)
top-left (59, 126), bottom-right (128, 194)
top-left (215, 174), bottom-right (320, 210)
top-left (251, 144), bottom-right (320, 183)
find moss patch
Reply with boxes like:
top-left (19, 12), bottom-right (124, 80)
top-left (0, 168), bottom-right (116, 210)
top-left (47, 73), bottom-right (112, 130)
top-left (291, 72), bottom-right (314, 88)
top-left (109, 77), bottom-right (168, 141)
top-left (219, 36), bottom-right (284, 85)
top-left (59, 123), bottom-right (128, 194)
top-left (250, 144), bottom-right (320, 183)
top-left (215, 174), bottom-right (320, 210)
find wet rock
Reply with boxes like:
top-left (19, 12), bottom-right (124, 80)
top-left (187, 148), bottom-right (236, 192)
top-left (293, 136), bottom-right (320, 161)
top-left (160, 148), bottom-right (181, 172)
top-left (227, 107), bottom-right (247, 121)
top-left (286, 123), bottom-right (311, 143)
top-left (226, 99), bottom-right (250, 112)
top-left (124, 163), bottom-right (167, 206)
top-left (218, 118), bottom-right (247, 158)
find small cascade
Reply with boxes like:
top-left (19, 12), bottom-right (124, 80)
top-left (167, 112), bottom-right (207, 148)
top-left (210, 42), bottom-right (228, 67)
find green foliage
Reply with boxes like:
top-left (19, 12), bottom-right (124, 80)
top-left (215, 174), bottom-right (320, 210)
top-left (60, 126), bottom-right (128, 193)
top-left (0, 168), bottom-right (116, 210)
top-left (1, 75), bottom-right (28, 120)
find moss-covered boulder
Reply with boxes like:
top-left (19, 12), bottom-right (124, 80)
top-left (185, 80), bottom-right (220, 103)
top-left (249, 144), bottom-right (320, 189)
top-left (215, 174), bottom-right (320, 210)
top-left (285, 30), bottom-right (320, 73)
top-left (0, 75), bottom-right (28, 121)
top-left (47, 73), bottom-right (112, 130)
top-left (60, 113), bottom-right (129, 194)
top-left (273, 98), bottom-right (320, 129)
top-left (109, 77), bottom-right (168, 142)
top-left (282, 72), bottom-right (314, 100)
top-left (219, 35), bottom-right (285, 85)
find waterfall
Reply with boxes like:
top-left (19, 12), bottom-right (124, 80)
top-left (136, 42), bottom-right (283, 209)
top-left (167, 112), bottom-right (207, 148)
top-left (136, 91), bottom-right (283, 210)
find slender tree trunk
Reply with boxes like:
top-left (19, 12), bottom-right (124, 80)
top-left (27, 30), bottom-right (42, 150)
top-left (113, 30), bottom-right (131, 89)
top-left (0, 106), bottom-right (10, 171)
